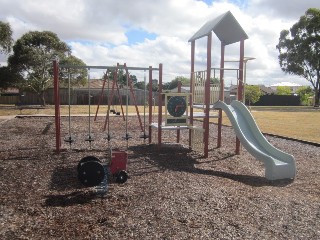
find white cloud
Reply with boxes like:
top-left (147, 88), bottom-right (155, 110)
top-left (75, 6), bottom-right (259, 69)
top-left (0, 0), bottom-right (319, 86)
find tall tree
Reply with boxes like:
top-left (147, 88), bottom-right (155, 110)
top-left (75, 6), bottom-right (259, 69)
top-left (59, 55), bottom-right (87, 88)
top-left (8, 31), bottom-right (85, 105)
top-left (0, 21), bottom-right (13, 54)
top-left (276, 8), bottom-right (320, 107)
top-left (163, 76), bottom-right (189, 90)
top-left (296, 86), bottom-right (314, 105)
top-left (105, 69), bottom-right (137, 88)
top-left (0, 66), bottom-right (22, 89)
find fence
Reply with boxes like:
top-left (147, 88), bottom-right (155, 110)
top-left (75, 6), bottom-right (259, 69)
top-left (0, 96), bottom-right (19, 104)
top-left (253, 95), bottom-right (301, 106)
top-left (0, 88), bottom-right (159, 106)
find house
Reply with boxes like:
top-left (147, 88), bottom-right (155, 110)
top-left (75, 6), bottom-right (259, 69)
top-left (229, 84), bottom-right (275, 96)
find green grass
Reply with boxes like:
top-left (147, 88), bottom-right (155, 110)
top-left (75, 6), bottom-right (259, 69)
top-left (210, 107), bottom-right (320, 143)
top-left (1, 104), bottom-right (319, 143)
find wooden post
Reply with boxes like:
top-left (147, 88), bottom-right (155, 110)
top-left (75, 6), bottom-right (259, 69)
top-left (236, 40), bottom-right (245, 155)
top-left (204, 32), bottom-right (212, 158)
top-left (217, 42), bottom-right (225, 148)
top-left (189, 40), bottom-right (195, 148)
top-left (177, 81), bottom-right (181, 143)
top-left (158, 64), bottom-right (163, 146)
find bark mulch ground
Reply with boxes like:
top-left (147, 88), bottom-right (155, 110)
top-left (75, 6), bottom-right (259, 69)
top-left (0, 116), bottom-right (319, 239)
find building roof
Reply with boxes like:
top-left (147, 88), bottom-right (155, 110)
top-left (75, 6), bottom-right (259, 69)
top-left (188, 11), bottom-right (248, 45)
top-left (0, 88), bottom-right (19, 94)
top-left (258, 85), bottom-right (276, 95)
top-left (79, 79), bottom-right (112, 89)
top-left (170, 86), bottom-right (190, 93)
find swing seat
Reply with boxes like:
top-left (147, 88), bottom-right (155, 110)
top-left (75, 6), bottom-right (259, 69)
top-left (123, 134), bottom-right (132, 140)
top-left (139, 133), bottom-right (149, 139)
top-left (85, 136), bottom-right (94, 142)
top-left (104, 134), bottom-right (112, 141)
top-left (64, 136), bottom-right (74, 143)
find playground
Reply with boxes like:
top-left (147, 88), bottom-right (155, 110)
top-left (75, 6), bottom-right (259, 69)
top-left (0, 115), bottom-right (319, 239)
top-left (0, 10), bottom-right (319, 239)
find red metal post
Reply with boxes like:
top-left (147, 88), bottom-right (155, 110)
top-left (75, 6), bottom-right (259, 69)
top-left (103, 65), bottom-right (118, 131)
top-left (53, 60), bottom-right (61, 154)
top-left (116, 64), bottom-right (125, 121)
top-left (158, 64), bottom-right (163, 146)
top-left (236, 40), bottom-right (245, 155)
top-left (148, 66), bottom-right (153, 144)
top-left (217, 43), bottom-right (225, 148)
top-left (94, 75), bottom-right (107, 121)
top-left (124, 63), bottom-right (143, 132)
top-left (189, 40), bottom-right (195, 148)
top-left (203, 32), bottom-right (212, 158)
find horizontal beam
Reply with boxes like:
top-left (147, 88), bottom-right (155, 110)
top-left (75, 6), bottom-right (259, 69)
top-left (211, 67), bottom-right (240, 71)
top-left (59, 64), bottom-right (159, 71)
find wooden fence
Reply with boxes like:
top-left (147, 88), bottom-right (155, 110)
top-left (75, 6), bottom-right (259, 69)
top-left (0, 88), bottom-right (159, 106)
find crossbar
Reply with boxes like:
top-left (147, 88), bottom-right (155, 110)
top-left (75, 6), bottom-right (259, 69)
top-left (211, 67), bottom-right (240, 71)
top-left (59, 65), bottom-right (159, 71)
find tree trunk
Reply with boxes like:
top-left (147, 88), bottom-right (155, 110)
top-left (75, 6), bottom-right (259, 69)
top-left (314, 90), bottom-right (319, 107)
top-left (38, 91), bottom-right (46, 106)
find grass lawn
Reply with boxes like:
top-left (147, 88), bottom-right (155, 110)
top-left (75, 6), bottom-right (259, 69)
top-left (1, 104), bottom-right (319, 144)
top-left (212, 110), bottom-right (320, 144)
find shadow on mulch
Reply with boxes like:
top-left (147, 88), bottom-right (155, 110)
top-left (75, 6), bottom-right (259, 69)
top-left (50, 165), bottom-right (80, 191)
top-left (47, 165), bottom-right (105, 207)
top-left (129, 144), bottom-right (293, 187)
top-left (44, 191), bottom-right (97, 207)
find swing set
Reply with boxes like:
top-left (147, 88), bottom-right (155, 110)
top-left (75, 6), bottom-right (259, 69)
top-left (53, 61), bottom-right (160, 191)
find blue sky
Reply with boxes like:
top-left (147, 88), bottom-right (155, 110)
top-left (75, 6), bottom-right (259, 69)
top-left (126, 29), bottom-right (157, 45)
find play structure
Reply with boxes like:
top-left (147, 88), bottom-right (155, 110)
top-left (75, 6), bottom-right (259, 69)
top-left (53, 11), bottom-right (296, 184)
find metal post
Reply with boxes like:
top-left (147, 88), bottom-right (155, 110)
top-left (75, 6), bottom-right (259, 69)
top-left (148, 66), bottom-right (153, 144)
top-left (53, 60), bottom-right (61, 153)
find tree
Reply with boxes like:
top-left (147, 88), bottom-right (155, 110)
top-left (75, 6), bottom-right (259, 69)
top-left (0, 21), bottom-right (13, 54)
top-left (245, 85), bottom-right (262, 106)
top-left (104, 69), bottom-right (137, 88)
top-left (210, 77), bottom-right (220, 84)
top-left (276, 8), bottom-right (320, 107)
top-left (0, 66), bottom-right (22, 89)
top-left (135, 81), bottom-right (146, 90)
top-left (163, 76), bottom-right (189, 90)
top-left (296, 86), bottom-right (314, 105)
top-left (147, 80), bottom-right (159, 92)
top-left (59, 55), bottom-right (87, 88)
top-left (276, 86), bottom-right (292, 95)
top-left (8, 31), bottom-right (84, 105)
